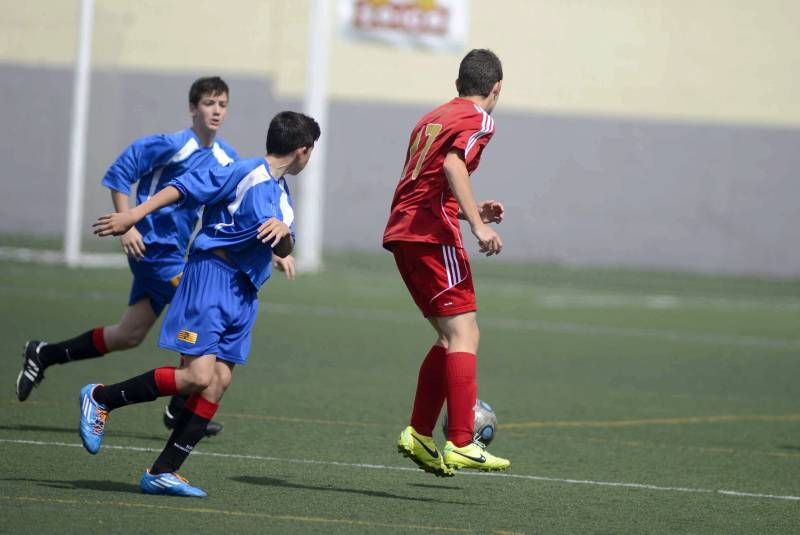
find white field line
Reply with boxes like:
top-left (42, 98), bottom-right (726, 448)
top-left (535, 293), bottom-right (800, 312)
top-left (1, 438), bottom-right (798, 502)
top-left (2, 246), bottom-right (798, 312)
top-left (0, 282), bottom-right (797, 350)
top-left (0, 247), bottom-right (126, 267)
top-left (265, 303), bottom-right (800, 351)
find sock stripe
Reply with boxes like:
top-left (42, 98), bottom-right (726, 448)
top-left (153, 367), bottom-right (178, 396)
top-left (91, 327), bottom-right (108, 355)
top-left (185, 393), bottom-right (219, 420)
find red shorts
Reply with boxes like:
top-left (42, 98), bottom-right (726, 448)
top-left (390, 242), bottom-right (476, 318)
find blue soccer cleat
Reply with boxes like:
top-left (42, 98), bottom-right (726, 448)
top-left (140, 470), bottom-right (208, 498)
top-left (78, 383), bottom-right (108, 454)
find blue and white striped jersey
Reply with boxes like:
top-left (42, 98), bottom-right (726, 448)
top-left (169, 157), bottom-right (295, 289)
top-left (101, 128), bottom-right (238, 280)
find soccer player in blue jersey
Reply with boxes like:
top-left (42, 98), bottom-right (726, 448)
top-left (82, 110), bottom-right (320, 498)
top-left (15, 76), bottom-right (243, 435)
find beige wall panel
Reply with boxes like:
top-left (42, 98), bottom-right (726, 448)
top-left (329, 0), bottom-right (800, 126)
top-left (0, 1), bottom-right (78, 65)
top-left (2, 0), bottom-right (798, 126)
top-left (0, 0), bottom-right (285, 75)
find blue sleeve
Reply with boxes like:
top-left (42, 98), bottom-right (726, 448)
top-left (169, 163), bottom-right (241, 208)
top-left (101, 134), bottom-right (179, 195)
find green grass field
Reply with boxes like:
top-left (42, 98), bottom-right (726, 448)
top-left (1, 252), bottom-right (799, 533)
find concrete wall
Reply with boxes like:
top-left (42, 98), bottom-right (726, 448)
top-left (1, 0), bottom-right (798, 277)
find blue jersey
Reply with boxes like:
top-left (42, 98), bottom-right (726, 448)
top-left (169, 157), bottom-right (295, 289)
top-left (102, 128), bottom-right (239, 280)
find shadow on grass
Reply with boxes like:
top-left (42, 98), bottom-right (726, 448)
top-left (407, 482), bottom-right (464, 490)
top-left (231, 475), bottom-right (476, 505)
top-left (777, 445), bottom-right (800, 452)
top-left (0, 423), bottom-right (166, 442)
top-left (2, 477), bottom-right (140, 494)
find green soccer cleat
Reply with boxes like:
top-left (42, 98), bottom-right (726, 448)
top-left (397, 426), bottom-right (454, 477)
top-left (443, 440), bottom-right (511, 472)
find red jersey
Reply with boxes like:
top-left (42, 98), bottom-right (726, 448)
top-left (383, 97), bottom-right (495, 250)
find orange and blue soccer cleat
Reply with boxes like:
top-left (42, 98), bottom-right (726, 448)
top-left (397, 426), bottom-right (454, 477)
top-left (78, 383), bottom-right (108, 454)
top-left (443, 440), bottom-right (511, 472)
top-left (140, 470), bottom-right (207, 498)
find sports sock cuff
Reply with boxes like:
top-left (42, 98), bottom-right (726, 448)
top-left (91, 327), bottom-right (108, 354)
top-left (153, 367), bottom-right (178, 396)
top-left (185, 393), bottom-right (219, 420)
top-left (445, 351), bottom-right (476, 378)
top-left (430, 345), bottom-right (447, 357)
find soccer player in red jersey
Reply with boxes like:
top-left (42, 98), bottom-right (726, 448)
top-left (385, 49), bottom-right (511, 476)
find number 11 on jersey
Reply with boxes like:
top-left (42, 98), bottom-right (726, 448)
top-left (403, 123), bottom-right (442, 180)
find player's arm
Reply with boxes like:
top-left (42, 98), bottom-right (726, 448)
top-left (443, 150), bottom-right (502, 256)
top-left (94, 186), bottom-right (182, 237)
top-left (273, 254), bottom-right (296, 280)
top-left (256, 218), bottom-right (294, 258)
top-left (458, 200), bottom-right (505, 225)
top-left (109, 189), bottom-right (146, 260)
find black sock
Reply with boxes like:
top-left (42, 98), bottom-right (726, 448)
top-left (39, 329), bottom-right (105, 367)
top-left (92, 370), bottom-right (160, 411)
top-left (151, 409), bottom-right (210, 475)
top-left (166, 394), bottom-right (189, 420)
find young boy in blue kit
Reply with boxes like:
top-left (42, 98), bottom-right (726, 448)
top-left (17, 76), bottom-right (237, 436)
top-left (83, 111), bottom-right (321, 498)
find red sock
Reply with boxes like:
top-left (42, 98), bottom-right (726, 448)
top-left (91, 327), bottom-right (109, 354)
top-left (409, 345), bottom-right (447, 436)
top-left (185, 393), bottom-right (219, 420)
top-left (445, 352), bottom-right (477, 447)
top-left (153, 366), bottom-right (178, 396)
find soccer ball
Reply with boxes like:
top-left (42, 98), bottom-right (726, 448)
top-left (441, 399), bottom-right (498, 446)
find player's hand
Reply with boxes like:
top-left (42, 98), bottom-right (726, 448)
top-left (119, 226), bottom-right (146, 261)
top-left (273, 254), bottom-right (296, 280)
top-left (472, 223), bottom-right (503, 257)
top-left (478, 200), bottom-right (504, 224)
top-left (93, 211), bottom-right (138, 237)
top-left (257, 218), bottom-right (291, 247)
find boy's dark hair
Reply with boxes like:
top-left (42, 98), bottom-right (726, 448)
top-left (456, 49), bottom-right (503, 97)
top-left (189, 76), bottom-right (229, 106)
top-left (266, 111), bottom-right (321, 155)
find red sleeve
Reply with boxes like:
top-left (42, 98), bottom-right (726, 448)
top-left (451, 111), bottom-right (496, 166)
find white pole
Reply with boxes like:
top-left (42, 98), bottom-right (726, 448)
top-left (64, 0), bottom-right (94, 267)
top-left (297, 0), bottom-right (331, 272)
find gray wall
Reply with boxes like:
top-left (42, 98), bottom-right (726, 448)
top-left (2, 63), bottom-right (799, 277)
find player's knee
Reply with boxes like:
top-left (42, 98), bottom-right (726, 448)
top-left (184, 369), bottom-right (214, 391)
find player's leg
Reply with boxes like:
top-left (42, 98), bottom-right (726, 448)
top-left (141, 357), bottom-right (233, 498)
top-left (16, 298), bottom-right (156, 402)
top-left (102, 297), bottom-right (158, 351)
top-left (434, 312), bottom-right (510, 472)
top-left (78, 360), bottom-right (183, 454)
top-left (392, 243), bottom-right (455, 476)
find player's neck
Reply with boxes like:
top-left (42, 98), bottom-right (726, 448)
top-left (191, 126), bottom-right (217, 148)
top-left (458, 94), bottom-right (491, 112)
top-left (265, 153), bottom-right (293, 178)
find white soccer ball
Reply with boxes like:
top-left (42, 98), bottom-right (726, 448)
top-left (441, 399), bottom-right (498, 446)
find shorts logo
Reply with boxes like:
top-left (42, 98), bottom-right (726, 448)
top-left (170, 272), bottom-right (183, 288)
top-left (177, 330), bottom-right (198, 344)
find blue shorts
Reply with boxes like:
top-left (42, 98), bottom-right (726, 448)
top-left (158, 251), bottom-right (259, 365)
top-left (128, 273), bottom-right (180, 317)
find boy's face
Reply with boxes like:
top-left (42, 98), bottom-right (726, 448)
top-left (288, 145), bottom-right (314, 175)
top-left (190, 91), bottom-right (229, 133)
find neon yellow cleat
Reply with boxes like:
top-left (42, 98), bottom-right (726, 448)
top-left (397, 426), bottom-right (454, 477)
top-left (443, 441), bottom-right (511, 472)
